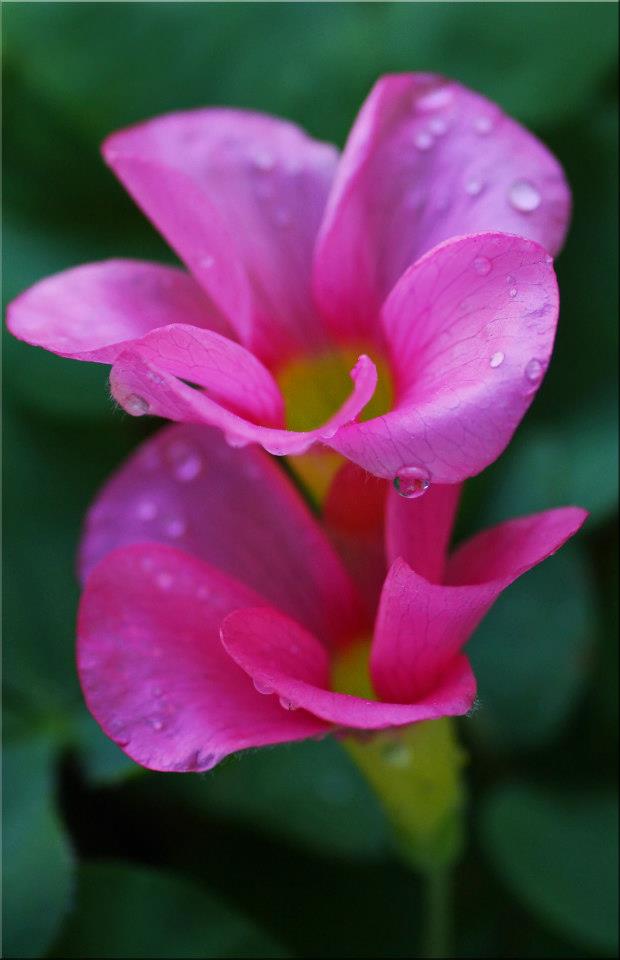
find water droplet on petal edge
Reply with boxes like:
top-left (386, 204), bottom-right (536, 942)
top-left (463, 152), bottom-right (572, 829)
top-left (393, 467), bottom-right (431, 500)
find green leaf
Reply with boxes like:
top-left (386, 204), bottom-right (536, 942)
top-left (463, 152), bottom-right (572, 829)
top-left (467, 543), bottom-right (595, 751)
top-left (51, 861), bottom-right (290, 959)
top-left (126, 738), bottom-right (389, 860)
top-left (2, 738), bottom-right (74, 958)
top-left (481, 784), bottom-right (619, 955)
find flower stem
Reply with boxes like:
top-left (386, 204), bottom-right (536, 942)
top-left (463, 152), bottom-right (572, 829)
top-left (423, 868), bottom-right (452, 959)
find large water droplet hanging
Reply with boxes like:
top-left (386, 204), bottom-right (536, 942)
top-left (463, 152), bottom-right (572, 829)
top-left (253, 678), bottom-right (274, 695)
top-left (509, 179), bottom-right (541, 213)
top-left (393, 466), bottom-right (431, 499)
top-left (524, 358), bottom-right (544, 385)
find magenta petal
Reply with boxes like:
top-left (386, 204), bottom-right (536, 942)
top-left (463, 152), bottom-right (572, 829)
top-left (371, 558), bottom-right (496, 704)
top-left (327, 233), bottom-right (558, 483)
top-left (222, 606), bottom-right (476, 729)
top-left (110, 347), bottom-right (377, 456)
top-left (314, 74), bottom-right (570, 341)
top-left (446, 506), bottom-right (588, 586)
top-left (79, 424), bottom-right (364, 647)
top-left (103, 109), bottom-right (338, 365)
top-left (78, 544), bottom-right (328, 770)
top-left (386, 483), bottom-right (462, 583)
top-left (6, 259), bottom-right (231, 362)
top-left (110, 324), bottom-right (284, 426)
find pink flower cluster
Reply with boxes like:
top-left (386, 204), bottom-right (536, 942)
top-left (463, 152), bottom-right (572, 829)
top-left (7, 75), bottom-right (585, 770)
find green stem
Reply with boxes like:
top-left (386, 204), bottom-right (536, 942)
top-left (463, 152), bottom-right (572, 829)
top-left (423, 868), bottom-right (451, 959)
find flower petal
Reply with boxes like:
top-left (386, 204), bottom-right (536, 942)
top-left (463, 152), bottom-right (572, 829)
top-left (78, 544), bottom-right (328, 771)
top-left (314, 73), bottom-right (570, 341)
top-left (103, 109), bottom-right (338, 366)
top-left (221, 606), bottom-right (476, 730)
top-left (79, 424), bottom-right (364, 647)
top-left (371, 558), bottom-right (498, 704)
top-left (327, 233), bottom-right (558, 483)
top-left (386, 483), bottom-right (462, 583)
top-left (323, 462), bottom-right (388, 619)
top-left (446, 506), bottom-right (588, 586)
top-left (110, 346), bottom-right (377, 457)
top-left (6, 260), bottom-right (230, 362)
top-left (372, 506), bottom-right (587, 703)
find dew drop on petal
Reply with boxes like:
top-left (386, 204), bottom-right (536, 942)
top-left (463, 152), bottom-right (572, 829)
top-left (150, 718), bottom-right (164, 732)
top-left (473, 256), bottom-right (492, 276)
top-left (136, 499), bottom-right (157, 521)
top-left (524, 358), bottom-right (544, 384)
top-left (414, 131), bottom-right (434, 151)
top-left (393, 466), bottom-right (431, 499)
top-left (465, 178), bottom-right (484, 197)
top-left (279, 697), bottom-right (299, 711)
top-left (545, 254), bottom-right (554, 265)
top-left (124, 394), bottom-right (149, 417)
top-left (415, 85), bottom-right (454, 111)
top-left (474, 115), bottom-right (494, 135)
top-left (489, 351), bottom-right (505, 368)
top-left (253, 678), bottom-right (274, 695)
top-left (509, 179), bottom-right (541, 213)
top-left (168, 442), bottom-right (203, 482)
top-left (509, 287), bottom-right (518, 299)
top-left (429, 117), bottom-right (448, 136)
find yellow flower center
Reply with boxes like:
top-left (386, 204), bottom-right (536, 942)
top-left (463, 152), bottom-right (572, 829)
top-left (276, 346), bottom-right (394, 502)
top-left (330, 637), bottom-right (377, 700)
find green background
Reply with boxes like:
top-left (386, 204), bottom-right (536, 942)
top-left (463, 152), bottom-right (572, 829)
top-left (2, 2), bottom-right (618, 957)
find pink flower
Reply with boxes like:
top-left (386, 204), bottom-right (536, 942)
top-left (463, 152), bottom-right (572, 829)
top-left (77, 424), bottom-right (586, 771)
top-left (7, 74), bottom-right (570, 485)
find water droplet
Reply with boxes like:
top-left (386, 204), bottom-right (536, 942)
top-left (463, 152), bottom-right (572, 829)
top-left (524, 358), bottom-right (544, 384)
top-left (416, 85), bottom-right (453, 111)
top-left (474, 115), bottom-right (493, 135)
top-left (489, 351), bottom-right (505, 368)
top-left (168, 442), bottom-right (202, 482)
top-left (200, 254), bottom-right (215, 269)
top-left (124, 394), bottom-right (149, 417)
top-left (429, 117), bottom-right (448, 136)
top-left (509, 287), bottom-right (518, 299)
top-left (473, 256), bottom-right (492, 276)
top-left (225, 433), bottom-right (250, 449)
top-left (545, 254), bottom-right (553, 265)
top-left (251, 148), bottom-right (275, 171)
top-left (150, 718), bottom-right (164, 731)
top-left (414, 131), bottom-right (434, 151)
top-left (156, 571), bottom-right (173, 591)
top-left (136, 499), bottom-right (157, 521)
top-left (465, 178), bottom-right (484, 197)
top-left (164, 517), bottom-right (186, 538)
top-left (509, 179), bottom-right (541, 213)
top-left (279, 697), bottom-right (299, 711)
top-left (253, 678), bottom-right (274, 695)
top-left (393, 466), bottom-right (431, 499)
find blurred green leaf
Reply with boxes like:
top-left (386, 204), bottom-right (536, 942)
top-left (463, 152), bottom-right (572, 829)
top-left (126, 738), bottom-right (389, 860)
top-left (51, 861), bottom-right (290, 959)
top-left (2, 739), bottom-right (74, 958)
top-left (468, 543), bottom-right (595, 750)
top-left (481, 784), bottom-right (619, 955)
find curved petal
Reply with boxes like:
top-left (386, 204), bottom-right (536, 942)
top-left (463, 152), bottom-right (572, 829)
top-left (221, 606), bottom-right (476, 730)
top-left (79, 424), bottom-right (364, 647)
top-left (314, 73), bottom-right (570, 341)
top-left (372, 506), bottom-right (587, 703)
top-left (103, 109), bottom-right (338, 366)
top-left (386, 483), bottom-right (462, 584)
top-left (327, 233), bottom-right (558, 483)
top-left (6, 260), bottom-right (230, 362)
top-left (110, 346), bottom-right (377, 457)
top-left (111, 324), bottom-right (284, 426)
top-left (371, 558), bottom-right (498, 703)
top-left (323, 461), bottom-right (388, 618)
top-left (446, 506), bottom-right (588, 586)
top-left (78, 544), bottom-right (328, 772)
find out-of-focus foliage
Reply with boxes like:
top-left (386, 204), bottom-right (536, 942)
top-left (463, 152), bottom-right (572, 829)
top-left (2, 3), bottom-right (617, 958)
